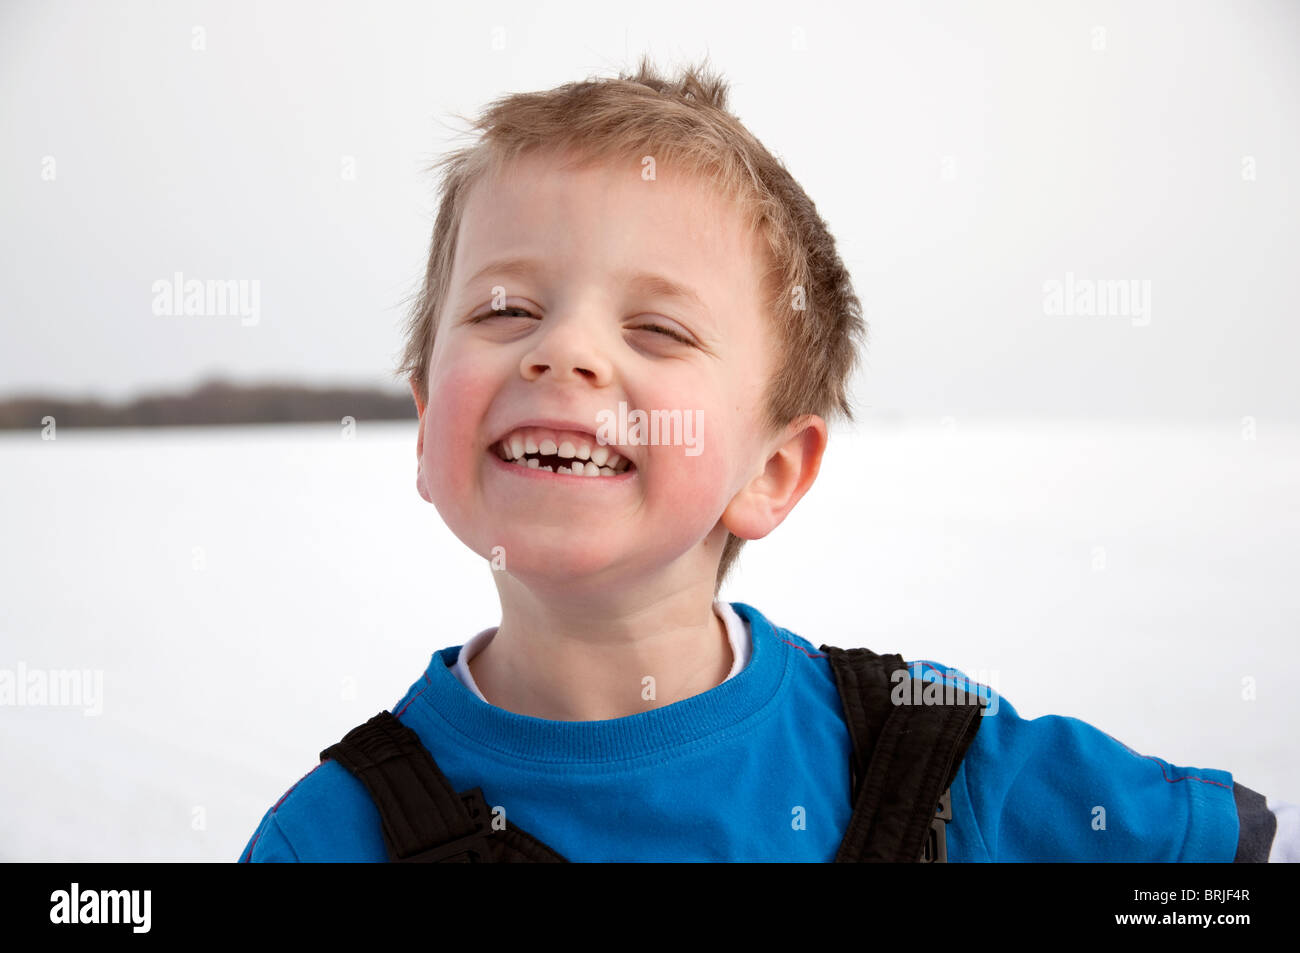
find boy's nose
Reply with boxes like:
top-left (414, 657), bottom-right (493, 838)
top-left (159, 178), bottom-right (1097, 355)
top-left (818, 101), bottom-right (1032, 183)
top-left (524, 362), bottom-right (600, 384)
top-left (518, 318), bottom-right (612, 386)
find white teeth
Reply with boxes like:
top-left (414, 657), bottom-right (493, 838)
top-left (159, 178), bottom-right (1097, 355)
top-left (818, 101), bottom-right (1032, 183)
top-left (495, 430), bottom-right (633, 477)
top-left (506, 456), bottom-right (623, 477)
top-left (497, 430), bottom-right (635, 469)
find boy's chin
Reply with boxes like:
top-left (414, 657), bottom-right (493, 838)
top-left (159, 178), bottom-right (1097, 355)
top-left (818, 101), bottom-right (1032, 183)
top-left (481, 540), bottom-right (631, 583)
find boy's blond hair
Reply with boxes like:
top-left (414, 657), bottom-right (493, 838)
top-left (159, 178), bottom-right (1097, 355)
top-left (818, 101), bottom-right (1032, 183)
top-left (397, 54), bottom-right (867, 593)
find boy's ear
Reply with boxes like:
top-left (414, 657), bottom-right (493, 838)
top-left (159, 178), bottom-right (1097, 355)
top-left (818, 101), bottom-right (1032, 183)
top-left (410, 378), bottom-right (427, 417)
top-left (721, 414), bottom-right (827, 541)
top-left (410, 380), bottom-right (430, 502)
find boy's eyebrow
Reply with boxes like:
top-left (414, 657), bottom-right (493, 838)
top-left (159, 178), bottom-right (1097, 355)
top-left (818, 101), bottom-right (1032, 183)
top-left (463, 256), bottom-right (710, 316)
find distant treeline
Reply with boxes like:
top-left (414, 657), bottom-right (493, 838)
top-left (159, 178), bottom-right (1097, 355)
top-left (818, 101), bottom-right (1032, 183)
top-left (0, 378), bottom-right (417, 429)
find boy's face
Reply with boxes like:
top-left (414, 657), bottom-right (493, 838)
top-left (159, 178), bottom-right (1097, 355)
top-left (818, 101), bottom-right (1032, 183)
top-left (412, 147), bottom-right (794, 593)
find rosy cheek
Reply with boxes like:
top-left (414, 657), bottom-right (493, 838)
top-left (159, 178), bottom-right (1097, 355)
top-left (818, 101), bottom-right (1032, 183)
top-left (644, 389), bottom-right (732, 493)
top-left (644, 421), bottom-right (733, 515)
top-left (423, 365), bottom-right (490, 499)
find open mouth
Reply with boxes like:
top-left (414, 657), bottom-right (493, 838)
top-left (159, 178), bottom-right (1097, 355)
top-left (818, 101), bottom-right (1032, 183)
top-left (491, 434), bottom-right (635, 478)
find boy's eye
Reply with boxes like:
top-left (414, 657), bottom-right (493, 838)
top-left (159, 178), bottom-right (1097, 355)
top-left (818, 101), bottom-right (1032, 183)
top-left (475, 307), bottom-right (536, 320)
top-left (632, 324), bottom-right (694, 346)
top-left (472, 308), bottom-right (694, 347)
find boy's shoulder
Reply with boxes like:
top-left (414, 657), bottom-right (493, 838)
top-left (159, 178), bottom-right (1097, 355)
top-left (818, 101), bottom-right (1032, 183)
top-left (733, 601), bottom-right (831, 666)
top-left (239, 655), bottom-right (456, 862)
top-left (900, 658), bottom-right (1251, 861)
top-left (762, 610), bottom-right (1254, 862)
top-left (239, 744), bottom-right (390, 862)
top-left (747, 607), bottom-right (1236, 861)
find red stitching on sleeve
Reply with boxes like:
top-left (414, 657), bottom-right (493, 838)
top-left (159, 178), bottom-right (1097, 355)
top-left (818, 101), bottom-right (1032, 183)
top-left (240, 761), bottom-right (327, 862)
top-left (395, 673), bottom-right (433, 717)
top-left (777, 636), bottom-right (827, 658)
top-left (1137, 753), bottom-right (1232, 789)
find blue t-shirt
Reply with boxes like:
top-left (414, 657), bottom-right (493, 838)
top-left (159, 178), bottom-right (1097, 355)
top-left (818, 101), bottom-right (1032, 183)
top-left (239, 601), bottom-right (1251, 862)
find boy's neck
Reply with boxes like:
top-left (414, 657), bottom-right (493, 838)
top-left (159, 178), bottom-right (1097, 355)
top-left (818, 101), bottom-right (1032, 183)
top-left (468, 594), bottom-right (734, 721)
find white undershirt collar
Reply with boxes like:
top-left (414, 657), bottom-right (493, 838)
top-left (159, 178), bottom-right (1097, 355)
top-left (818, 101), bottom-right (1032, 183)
top-left (450, 599), bottom-right (752, 705)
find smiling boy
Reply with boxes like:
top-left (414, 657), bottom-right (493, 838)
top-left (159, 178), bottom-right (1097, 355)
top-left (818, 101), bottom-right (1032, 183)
top-left (240, 57), bottom-right (1296, 863)
top-left (411, 138), bottom-right (815, 722)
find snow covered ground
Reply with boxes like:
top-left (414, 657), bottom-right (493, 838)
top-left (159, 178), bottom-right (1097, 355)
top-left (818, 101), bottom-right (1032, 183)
top-left (2, 417), bottom-right (1296, 861)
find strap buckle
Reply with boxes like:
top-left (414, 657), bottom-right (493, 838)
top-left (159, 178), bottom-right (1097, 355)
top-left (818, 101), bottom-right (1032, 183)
top-left (394, 788), bottom-right (493, 863)
top-left (920, 788), bottom-right (953, 863)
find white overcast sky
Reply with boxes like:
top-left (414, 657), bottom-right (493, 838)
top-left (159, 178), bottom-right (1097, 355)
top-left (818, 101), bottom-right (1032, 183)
top-left (1, 0), bottom-right (1296, 420)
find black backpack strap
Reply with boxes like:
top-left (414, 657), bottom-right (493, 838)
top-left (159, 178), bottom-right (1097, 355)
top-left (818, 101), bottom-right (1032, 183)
top-left (821, 645), bottom-right (984, 862)
top-left (320, 711), bottom-right (568, 862)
